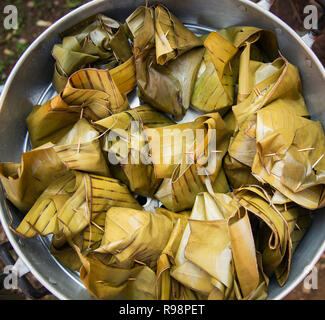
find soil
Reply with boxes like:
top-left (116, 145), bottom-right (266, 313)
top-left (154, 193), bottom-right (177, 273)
top-left (0, 0), bottom-right (325, 300)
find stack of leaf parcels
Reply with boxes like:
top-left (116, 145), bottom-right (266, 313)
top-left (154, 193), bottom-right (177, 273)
top-left (0, 4), bottom-right (324, 300)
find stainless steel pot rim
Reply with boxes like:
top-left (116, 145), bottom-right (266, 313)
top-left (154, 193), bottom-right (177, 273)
top-left (0, 0), bottom-right (324, 300)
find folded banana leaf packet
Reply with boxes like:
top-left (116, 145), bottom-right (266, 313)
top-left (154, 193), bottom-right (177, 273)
top-left (1, 3), bottom-right (324, 300)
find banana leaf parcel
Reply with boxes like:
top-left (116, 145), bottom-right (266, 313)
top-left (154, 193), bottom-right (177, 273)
top-left (252, 103), bottom-right (325, 210)
top-left (14, 172), bottom-right (141, 247)
top-left (191, 26), bottom-right (279, 114)
top-left (0, 145), bottom-right (68, 213)
top-left (191, 33), bottom-right (237, 113)
top-left (94, 207), bottom-right (173, 269)
top-left (53, 118), bottom-right (110, 176)
top-left (136, 46), bottom-right (204, 120)
top-left (78, 250), bottom-right (157, 300)
top-left (153, 4), bottom-right (203, 65)
top-left (233, 186), bottom-right (311, 286)
top-left (52, 14), bottom-right (132, 91)
top-left (153, 113), bottom-right (231, 212)
top-left (129, 4), bottom-right (204, 120)
top-left (96, 105), bottom-right (174, 197)
top-left (27, 63), bottom-right (135, 148)
top-left (225, 57), bottom-right (311, 189)
top-left (169, 191), bottom-right (267, 300)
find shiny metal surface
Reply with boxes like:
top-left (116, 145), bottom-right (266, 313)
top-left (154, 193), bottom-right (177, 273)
top-left (0, 0), bottom-right (324, 300)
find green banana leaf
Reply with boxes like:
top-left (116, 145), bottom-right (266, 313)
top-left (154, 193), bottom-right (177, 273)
top-left (52, 14), bottom-right (132, 91)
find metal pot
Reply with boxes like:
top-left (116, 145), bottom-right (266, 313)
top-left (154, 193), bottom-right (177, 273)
top-left (0, 0), bottom-right (324, 300)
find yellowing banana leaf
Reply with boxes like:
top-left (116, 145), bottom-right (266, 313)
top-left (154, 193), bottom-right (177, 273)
top-left (95, 207), bottom-right (173, 269)
top-left (188, 209), bottom-right (262, 300)
top-left (191, 48), bottom-right (236, 113)
top-left (50, 240), bottom-right (82, 271)
top-left (27, 65), bottom-right (132, 148)
top-left (50, 209), bottom-right (107, 271)
top-left (273, 205), bottom-right (311, 286)
top-left (52, 14), bottom-right (132, 91)
top-left (235, 41), bottom-right (275, 103)
top-left (154, 113), bottom-right (231, 212)
top-left (154, 4), bottom-right (202, 65)
top-left (185, 219), bottom-right (233, 289)
top-left (199, 26), bottom-right (278, 111)
top-left (136, 46), bottom-right (204, 120)
top-left (223, 109), bottom-right (237, 135)
top-left (228, 113), bottom-right (257, 168)
top-left (7, 4), bottom-right (324, 301)
top-left (0, 145), bottom-right (68, 213)
top-left (80, 211), bottom-right (106, 251)
top-left (170, 191), bottom-right (263, 300)
top-left (50, 207), bottom-right (109, 272)
top-left (63, 68), bottom-right (129, 115)
top-left (223, 154), bottom-right (260, 189)
top-left (156, 208), bottom-right (190, 300)
top-left (232, 58), bottom-right (310, 129)
top-left (96, 105), bottom-right (174, 197)
top-left (216, 27), bottom-right (278, 104)
top-left (237, 42), bottom-right (252, 104)
top-left (233, 186), bottom-right (289, 277)
top-left (146, 117), bottom-right (205, 179)
top-left (204, 32), bottom-right (238, 80)
top-left (271, 190), bottom-right (292, 205)
top-left (234, 252), bottom-right (269, 300)
top-left (233, 186), bottom-right (310, 286)
top-left (13, 172), bottom-right (76, 238)
top-left (252, 102), bottom-right (325, 209)
top-left (227, 57), bottom-right (313, 191)
top-left (212, 168), bottom-right (230, 194)
top-left (319, 189), bottom-right (325, 208)
top-left (15, 172), bottom-right (141, 246)
top-left (217, 26), bottom-right (279, 60)
top-left (96, 104), bottom-right (175, 131)
top-left (125, 6), bottom-right (155, 55)
top-left (170, 192), bottom-right (237, 296)
top-left (109, 56), bottom-right (137, 95)
top-left (26, 95), bottom-right (80, 149)
top-left (54, 118), bottom-right (110, 176)
top-left (78, 251), bottom-right (156, 300)
top-left (228, 209), bottom-right (260, 298)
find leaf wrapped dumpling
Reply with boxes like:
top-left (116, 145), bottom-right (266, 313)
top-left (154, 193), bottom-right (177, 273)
top-left (0, 145), bottom-right (68, 213)
top-left (52, 14), bottom-right (133, 91)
